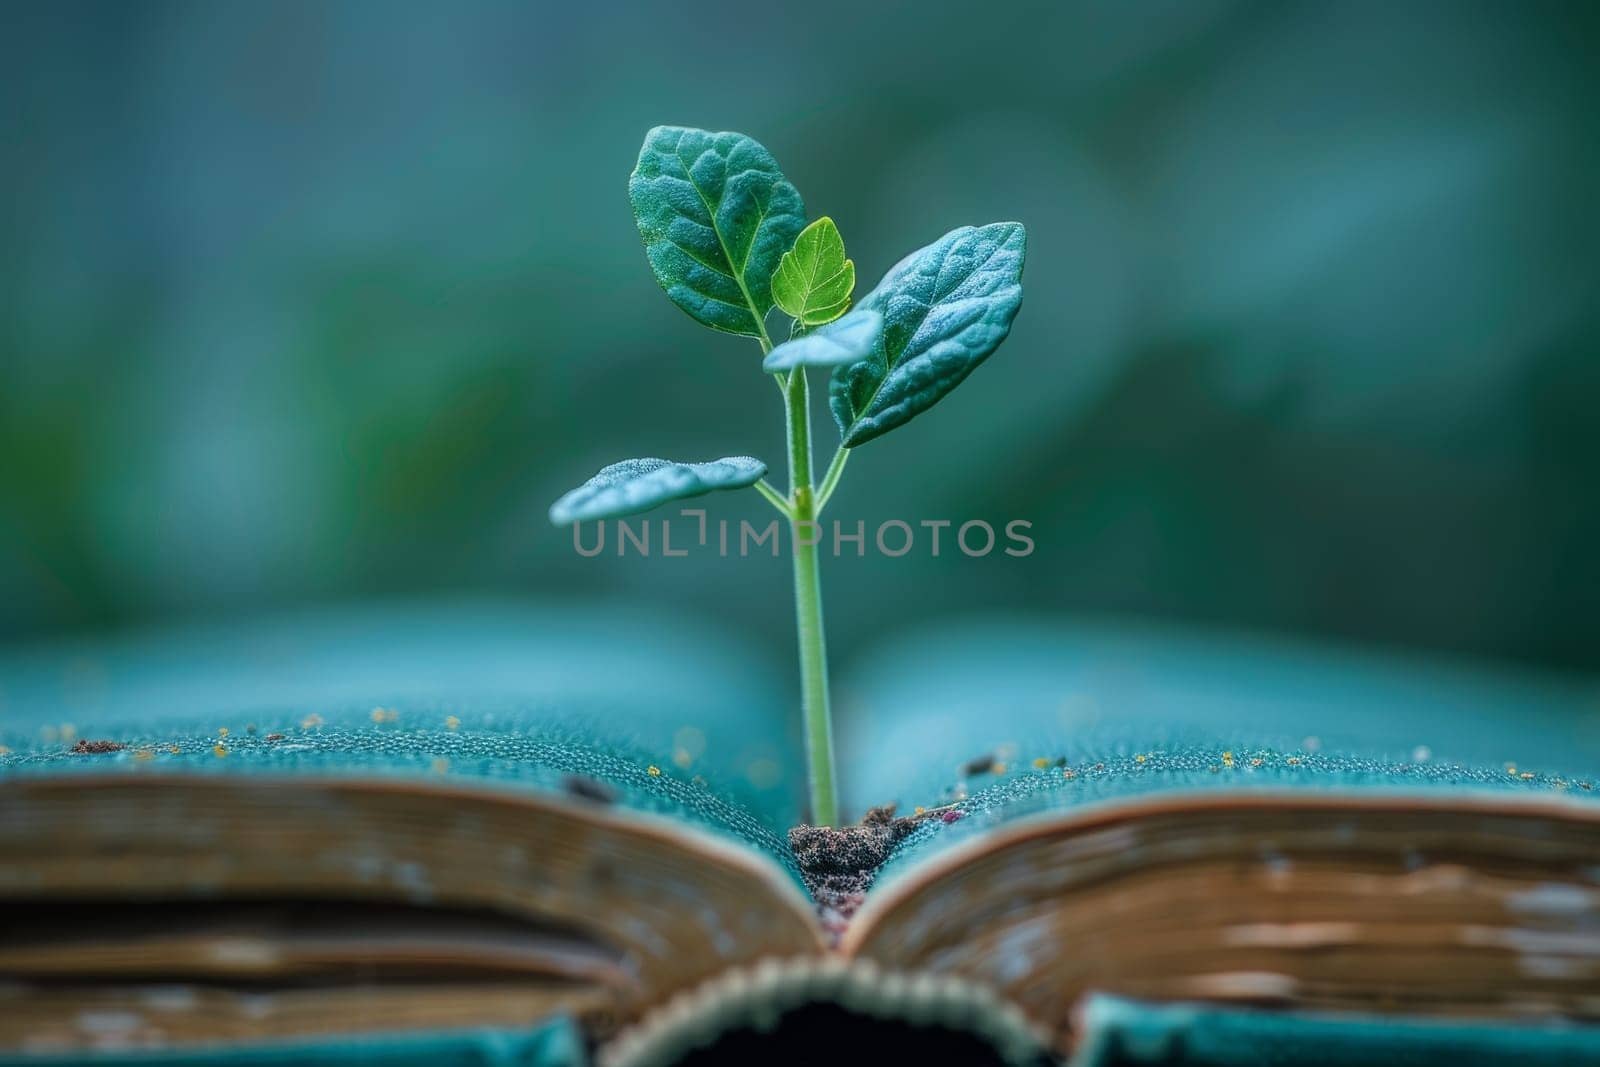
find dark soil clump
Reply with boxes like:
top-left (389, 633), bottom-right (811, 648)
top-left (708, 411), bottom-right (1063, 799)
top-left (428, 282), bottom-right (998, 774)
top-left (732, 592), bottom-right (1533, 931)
top-left (787, 803), bottom-right (926, 941)
top-left (69, 739), bottom-right (126, 755)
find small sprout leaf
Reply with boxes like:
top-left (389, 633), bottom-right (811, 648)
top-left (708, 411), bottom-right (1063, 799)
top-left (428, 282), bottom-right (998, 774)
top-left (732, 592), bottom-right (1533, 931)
top-left (830, 222), bottom-right (1026, 447)
top-left (771, 216), bottom-right (855, 325)
top-left (548, 456), bottom-right (767, 525)
top-left (761, 309), bottom-right (882, 372)
top-left (629, 127), bottom-right (807, 338)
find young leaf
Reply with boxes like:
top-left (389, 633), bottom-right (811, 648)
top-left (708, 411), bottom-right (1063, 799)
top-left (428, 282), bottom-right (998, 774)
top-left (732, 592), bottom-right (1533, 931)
top-left (549, 456), bottom-right (767, 525)
top-left (829, 223), bottom-right (1026, 448)
top-left (762, 309), bottom-right (882, 372)
top-left (771, 216), bottom-right (855, 326)
top-left (628, 127), bottom-right (807, 339)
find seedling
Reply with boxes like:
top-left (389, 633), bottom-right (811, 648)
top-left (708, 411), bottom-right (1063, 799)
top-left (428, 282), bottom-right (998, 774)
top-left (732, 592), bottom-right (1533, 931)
top-left (550, 127), bottom-right (1026, 826)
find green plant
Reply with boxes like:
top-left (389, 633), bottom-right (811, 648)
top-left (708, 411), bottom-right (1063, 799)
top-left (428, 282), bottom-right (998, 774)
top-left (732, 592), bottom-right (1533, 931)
top-left (549, 126), bottom-right (1026, 825)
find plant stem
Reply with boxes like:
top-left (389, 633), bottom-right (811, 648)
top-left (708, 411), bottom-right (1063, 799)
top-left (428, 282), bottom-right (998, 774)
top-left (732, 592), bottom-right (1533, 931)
top-left (814, 446), bottom-right (850, 513)
top-left (753, 478), bottom-right (793, 518)
top-left (784, 367), bottom-right (838, 826)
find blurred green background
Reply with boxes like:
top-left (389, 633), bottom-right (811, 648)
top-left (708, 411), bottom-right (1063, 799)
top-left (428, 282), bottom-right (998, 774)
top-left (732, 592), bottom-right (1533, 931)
top-left (2, 0), bottom-right (1596, 673)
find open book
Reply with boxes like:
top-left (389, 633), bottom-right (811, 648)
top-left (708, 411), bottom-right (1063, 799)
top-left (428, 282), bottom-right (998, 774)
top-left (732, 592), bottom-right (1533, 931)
top-left (3, 600), bottom-right (1598, 1066)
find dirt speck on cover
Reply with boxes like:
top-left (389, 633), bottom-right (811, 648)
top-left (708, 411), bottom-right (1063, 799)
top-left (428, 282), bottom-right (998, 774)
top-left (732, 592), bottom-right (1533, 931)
top-left (788, 803), bottom-right (927, 942)
top-left (69, 739), bottom-right (126, 755)
top-left (962, 752), bottom-right (997, 776)
top-left (561, 774), bottom-right (618, 805)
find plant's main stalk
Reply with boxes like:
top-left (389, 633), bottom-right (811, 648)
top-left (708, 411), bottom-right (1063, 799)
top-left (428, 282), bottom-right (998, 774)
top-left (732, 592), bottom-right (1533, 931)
top-left (784, 367), bottom-right (838, 827)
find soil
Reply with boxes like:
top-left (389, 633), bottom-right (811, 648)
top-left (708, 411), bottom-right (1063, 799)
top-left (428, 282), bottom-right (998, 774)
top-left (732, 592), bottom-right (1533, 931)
top-left (787, 803), bottom-right (929, 941)
top-left (69, 739), bottom-right (126, 755)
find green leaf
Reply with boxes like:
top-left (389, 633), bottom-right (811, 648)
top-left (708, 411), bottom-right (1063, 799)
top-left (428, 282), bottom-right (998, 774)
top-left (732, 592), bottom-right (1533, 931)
top-left (771, 216), bottom-right (855, 326)
top-left (761, 309), bottom-right (882, 372)
top-left (829, 223), bottom-right (1026, 448)
top-left (628, 127), bottom-right (807, 339)
top-left (549, 456), bottom-right (767, 525)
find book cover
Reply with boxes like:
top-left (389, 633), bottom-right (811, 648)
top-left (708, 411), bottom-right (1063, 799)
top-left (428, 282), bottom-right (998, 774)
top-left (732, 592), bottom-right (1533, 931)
top-left (4, 603), bottom-right (1597, 1064)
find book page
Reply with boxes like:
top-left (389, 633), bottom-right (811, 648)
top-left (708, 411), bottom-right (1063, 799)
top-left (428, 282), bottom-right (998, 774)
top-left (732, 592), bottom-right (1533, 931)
top-left (834, 615), bottom-right (1600, 856)
top-left (0, 598), bottom-right (806, 849)
top-left (835, 619), bottom-right (1600, 1049)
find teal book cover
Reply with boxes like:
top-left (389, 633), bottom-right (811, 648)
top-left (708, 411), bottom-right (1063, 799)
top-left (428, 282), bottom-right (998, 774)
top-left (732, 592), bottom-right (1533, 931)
top-left (4, 604), bottom-right (1599, 1064)
top-left (4, 2), bottom-right (1599, 1064)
